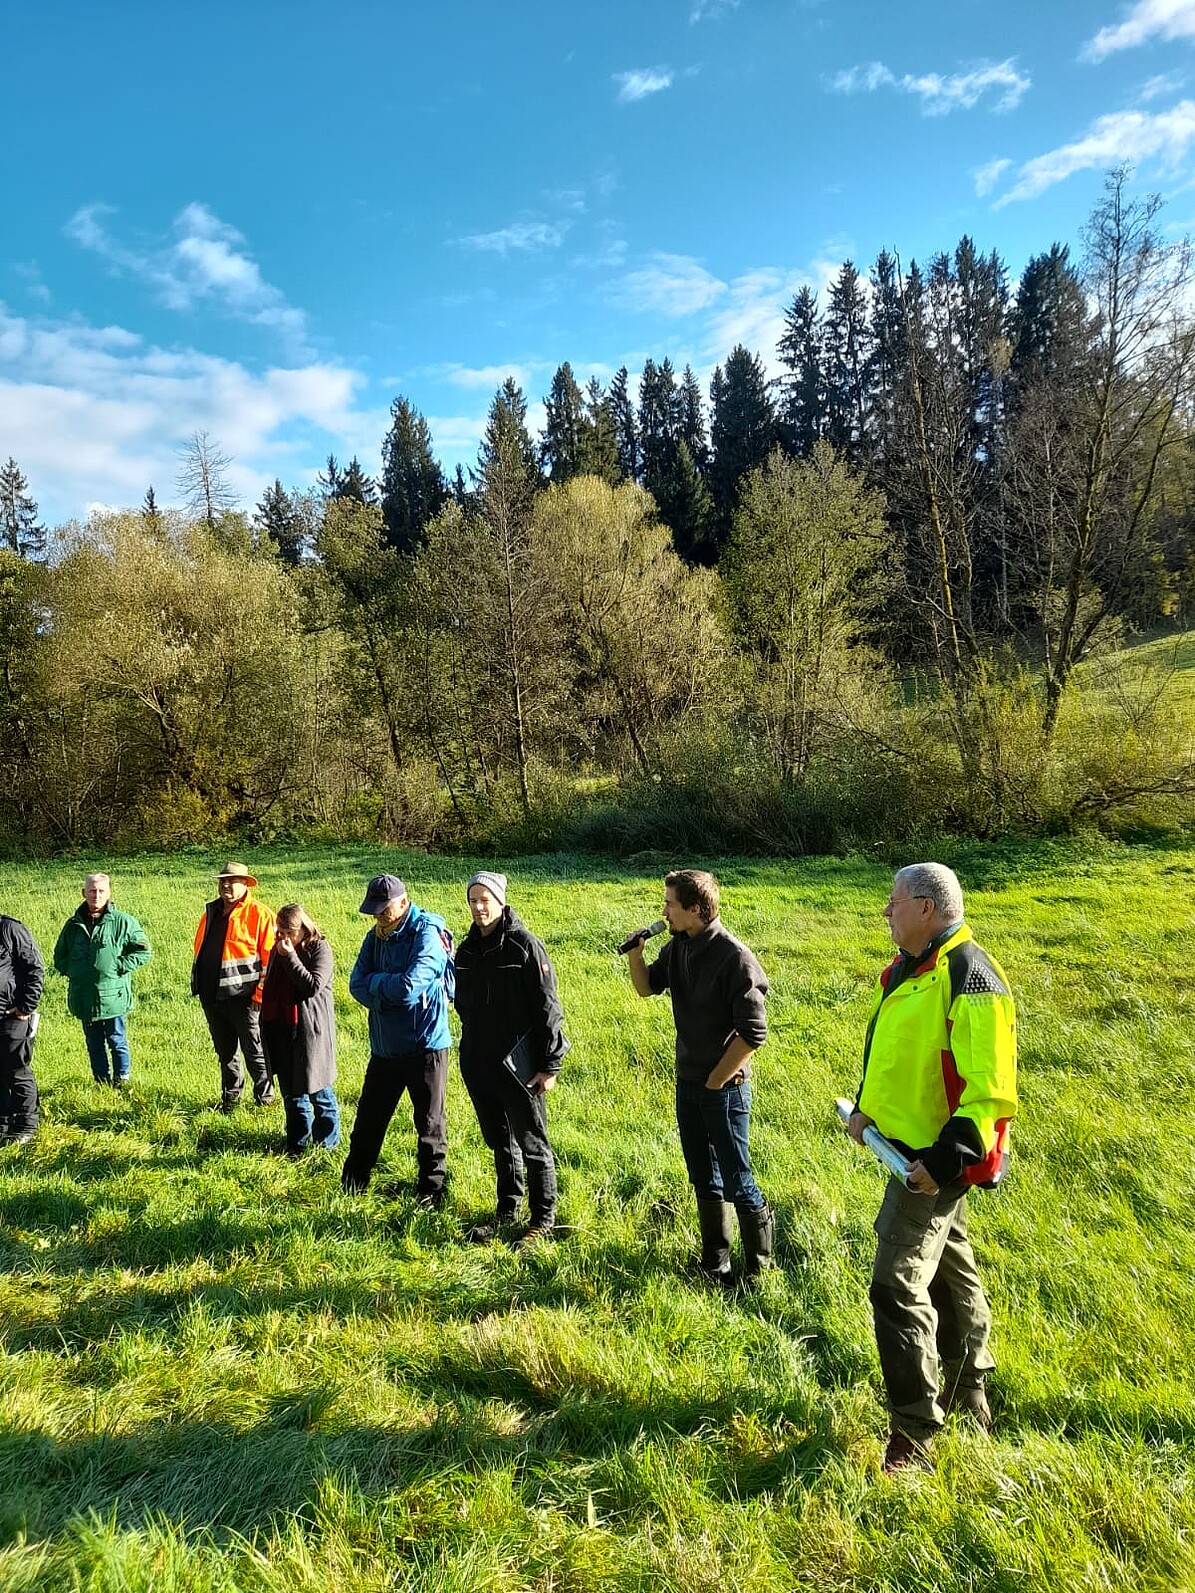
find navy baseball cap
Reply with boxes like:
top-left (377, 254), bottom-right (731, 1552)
top-left (359, 874), bottom-right (407, 914)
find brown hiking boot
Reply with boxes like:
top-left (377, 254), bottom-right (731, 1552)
top-left (882, 1430), bottom-right (935, 1475)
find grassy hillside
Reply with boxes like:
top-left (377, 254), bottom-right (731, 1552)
top-left (1, 839), bottom-right (1193, 1591)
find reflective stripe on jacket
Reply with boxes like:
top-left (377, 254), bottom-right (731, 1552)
top-left (191, 897), bottom-right (275, 1003)
top-left (858, 923), bottom-right (1017, 1189)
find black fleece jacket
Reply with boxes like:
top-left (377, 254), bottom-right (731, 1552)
top-left (453, 907), bottom-right (568, 1077)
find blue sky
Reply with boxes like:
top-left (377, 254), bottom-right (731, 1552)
top-left (3, 0), bottom-right (1194, 525)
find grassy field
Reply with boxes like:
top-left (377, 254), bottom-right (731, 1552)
top-left (1, 838), bottom-right (1193, 1592)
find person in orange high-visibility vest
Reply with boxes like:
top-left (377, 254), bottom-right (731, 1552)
top-left (191, 862), bottom-right (276, 1112)
top-left (846, 862), bottom-right (1017, 1476)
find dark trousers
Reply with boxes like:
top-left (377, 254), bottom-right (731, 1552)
top-left (463, 1066), bottom-right (557, 1225)
top-left (200, 996), bottom-right (273, 1104)
top-left (0, 1015), bottom-right (38, 1133)
top-left (341, 1049), bottom-right (448, 1195)
top-left (870, 1176), bottom-right (995, 1441)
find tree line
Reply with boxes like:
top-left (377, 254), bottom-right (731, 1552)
top-left (2, 169), bottom-right (1193, 857)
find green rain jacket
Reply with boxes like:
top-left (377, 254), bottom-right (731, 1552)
top-left (53, 904), bottom-right (152, 1022)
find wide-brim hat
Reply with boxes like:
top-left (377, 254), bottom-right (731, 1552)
top-left (215, 861), bottom-right (258, 887)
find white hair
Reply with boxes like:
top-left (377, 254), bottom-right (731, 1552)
top-left (894, 862), bottom-right (964, 922)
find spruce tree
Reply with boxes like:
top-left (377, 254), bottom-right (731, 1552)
top-left (822, 261), bottom-right (872, 462)
top-left (254, 478), bottom-right (307, 566)
top-left (540, 362), bottom-right (585, 483)
top-left (609, 366), bottom-right (640, 483)
top-left (380, 396), bottom-right (447, 553)
top-left (777, 286), bottom-right (824, 457)
top-left (678, 365), bottom-right (710, 475)
top-left (576, 378), bottom-right (622, 485)
top-left (708, 345), bottom-right (776, 558)
top-left (141, 485), bottom-right (164, 532)
top-left (0, 458), bottom-right (45, 559)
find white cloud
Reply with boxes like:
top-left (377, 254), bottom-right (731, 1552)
top-left (690, 0), bottom-right (739, 20)
top-left (614, 68), bottom-right (674, 103)
top-left (457, 220), bottom-right (567, 254)
top-left (973, 157), bottom-right (1012, 196)
top-left (612, 248), bottom-right (848, 377)
top-left (615, 253), bottom-right (726, 316)
top-left (0, 301), bottom-right (377, 523)
top-left (1083, 0), bottom-right (1195, 62)
top-left (66, 202), bottom-right (311, 355)
top-left (430, 361), bottom-right (539, 391)
top-left (993, 99), bottom-right (1195, 204)
top-left (831, 58), bottom-right (1030, 115)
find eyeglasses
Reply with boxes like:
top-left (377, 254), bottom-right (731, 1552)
top-left (885, 894), bottom-right (931, 909)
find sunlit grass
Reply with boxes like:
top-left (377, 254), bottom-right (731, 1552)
top-left (0, 838), bottom-right (1192, 1590)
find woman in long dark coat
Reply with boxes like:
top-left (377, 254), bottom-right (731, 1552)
top-left (259, 903), bottom-right (340, 1155)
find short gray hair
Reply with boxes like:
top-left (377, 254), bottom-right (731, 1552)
top-left (894, 862), bottom-right (964, 922)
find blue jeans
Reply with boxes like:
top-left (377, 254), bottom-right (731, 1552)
top-left (675, 1076), bottom-right (765, 1211)
top-left (284, 1088), bottom-right (341, 1154)
top-left (83, 1015), bottom-right (132, 1083)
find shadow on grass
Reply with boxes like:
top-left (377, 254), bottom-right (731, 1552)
top-left (0, 1383), bottom-right (843, 1551)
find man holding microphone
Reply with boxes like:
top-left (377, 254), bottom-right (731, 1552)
top-left (623, 868), bottom-right (773, 1283)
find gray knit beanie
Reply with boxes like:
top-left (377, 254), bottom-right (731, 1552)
top-left (467, 870), bottom-right (508, 904)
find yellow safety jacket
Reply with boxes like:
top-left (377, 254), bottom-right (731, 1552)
top-left (857, 923), bottom-right (1016, 1189)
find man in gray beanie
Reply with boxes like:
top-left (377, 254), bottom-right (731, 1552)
top-left (453, 870), bottom-right (569, 1241)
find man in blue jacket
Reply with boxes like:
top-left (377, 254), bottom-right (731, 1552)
top-left (342, 874), bottom-right (452, 1205)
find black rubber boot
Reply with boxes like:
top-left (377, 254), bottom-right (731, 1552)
top-left (737, 1202), bottom-right (774, 1279)
top-left (696, 1198), bottom-right (734, 1285)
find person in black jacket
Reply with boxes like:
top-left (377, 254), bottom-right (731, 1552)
top-left (259, 903), bottom-right (341, 1157)
top-left (624, 868), bottom-right (773, 1282)
top-left (0, 914), bottom-right (46, 1146)
top-left (454, 871), bottom-right (568, 1242)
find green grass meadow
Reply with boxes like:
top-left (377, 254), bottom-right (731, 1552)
top-left (1, 840), bottom-right (1193, 1592)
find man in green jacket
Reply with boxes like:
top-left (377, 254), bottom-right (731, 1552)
top-left (53, 873), bottom-right (152, 1088)
top-left (847, 862), bottom-right (1017, 1474)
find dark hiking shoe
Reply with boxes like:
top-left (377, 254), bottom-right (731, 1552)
top-left (416, 1190), bottom-right (445, 1212)
top-left (882, 1430), bottom-right (935, 1475)
top-left (942, 1384), bottom-right (993, 1430)
top-left (0, 1130), bottom-right (37, 1147)
top-left (253, 1090), bottom-right (276, 1108)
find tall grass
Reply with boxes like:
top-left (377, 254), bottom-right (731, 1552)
top-left (0, 839), bottom-right (1192, 1590)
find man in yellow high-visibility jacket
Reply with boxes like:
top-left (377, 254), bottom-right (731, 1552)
top-left (847, 862), bottom-right (1017, 1474)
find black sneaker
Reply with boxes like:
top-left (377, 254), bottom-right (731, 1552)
top-left (112, 1077), bottom-right (130, 1091)
top-left (0, 1129), bottom-right (37, 1147)
top-left (415, 1190), bottom-right (444, 1212)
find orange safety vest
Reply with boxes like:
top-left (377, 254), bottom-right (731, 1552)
top-left (192, 896), bottom-right (275, 1004)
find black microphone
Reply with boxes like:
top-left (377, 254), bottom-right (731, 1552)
top-left (617, 919), bottom-right (667, 955)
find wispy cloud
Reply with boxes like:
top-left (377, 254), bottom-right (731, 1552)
top-left (1139, 69), bottom-right (1188, 100)
top-left (690, 0), bottom-right (739, 21)
top-left (973, 157), bottom-right (1012, 197)
top-left (830, 58), bottom-right (1030, 115)
top-left (614, 67), bottom-right (674, 103)
top-left (12, 262), bottom-right (51, 305)
top-left (614, 253), bottom-right (725, 316)
top-left (66, 202), bottom-right (311, 355)
top-left (428, 361), bottom-right (541, 391)
top-left (611, 248), bottom-right (847, 376)
top-left (1083, 0), bottom-right (1195, 63)
top-left (993, 100), bottom-right (1195, 204)
top-left (457, 220), bottom-right (567, 254)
